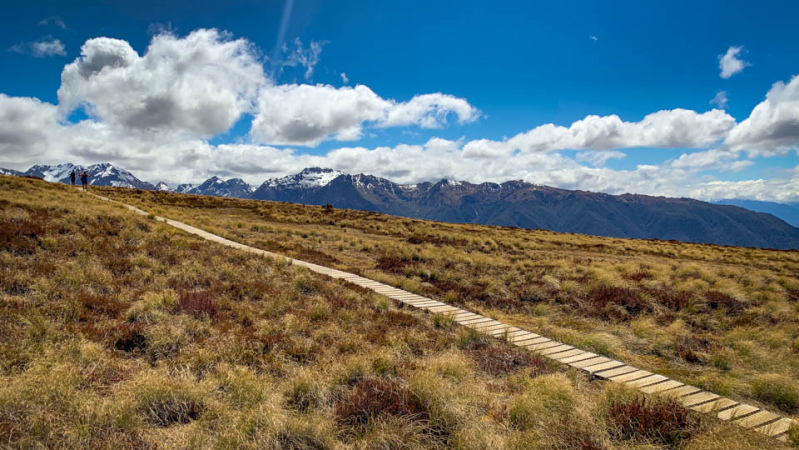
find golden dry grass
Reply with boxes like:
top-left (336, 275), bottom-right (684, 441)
top-left (0, 176), bottom-right (793, 448)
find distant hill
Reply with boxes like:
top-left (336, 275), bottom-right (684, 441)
top-left (712, 199), bottom-right (799, 228)
top-left (3, 164), bottom-right (799, 249)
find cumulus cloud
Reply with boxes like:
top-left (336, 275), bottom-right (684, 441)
top-left (710, 90), bottom-right (728, 109)
top-left (719, 46), bottom-right (749, 79)
top-left (57, 29), bottom-right (266, 138)
top-left (469, 109), bottom-right (736, 156)
top-left (725, 75), bottom-right (799, 156)
top-left (10, 38), bottom-right (66, 57)
top-left (0, 94), bottom-right (60, 164)
top-left (251, 84), bottom-right (479, 146)
top-left (670, 149), bottom-right (751, 172)
top-left (380, 93), bottom-right (480, 128)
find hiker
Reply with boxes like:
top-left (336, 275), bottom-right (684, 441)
top-left (70, 169), bottom-right (76, 186)
top-left (80, 171), bottom-right (90, 191)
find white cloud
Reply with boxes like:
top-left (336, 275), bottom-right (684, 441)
top-left (719, 46), bottom-right (749, 79)
top-left (0, 94), bottom-right (60, 164)
top-left (10, 38), bottom-right (66, 57)
top-left (575, 150), bottom-right (626, 166)
top-left (380, 93), bottom-right (480, 129)
top-left (280, 38), bottom-right (326, 81)
top-left (498, 108), bottom-right (735, 154)
top-left (57, 29), bottom-right (267, 138)
top-left (589, 35), bottom-right (598, 41)
top-left (710, 90), bottom-right (728, 109)
top-left (252, 84), bottom-right (389, 145)
top-left (725, 74), bottom-right (799, 156)
top-left (340, 72), bottom-right (349, 84)
top-left (251, 84), bottom-right (480, 146)
top-left (671, 149), bottom-right (744, 171)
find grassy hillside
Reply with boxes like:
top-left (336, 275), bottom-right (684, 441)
top-left (100, 187), bottom-right (799, 417)
top-left (0, 176), bottom-right (794, 448)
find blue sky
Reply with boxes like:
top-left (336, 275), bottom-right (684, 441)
top-left (1, 0), bottom-right (799, 200)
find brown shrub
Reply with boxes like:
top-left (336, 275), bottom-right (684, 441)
top-left (469, 344), bottom-right (551, 376)
top-left (624, 271), bottom-right (653, 282)
top-left (174, 291), bottom-right (217, 319)
top-left (383, 310), bottom-right (420, 328)
top-left (77, 290), bottom-right (126, 318)
top-left (335, 376), bottom-right (428, 428)
top-left (585, 286), bottom-right (649, 319)
top-left (0, 216), bottom-right (44, 255)
top-left (375, 255), bottom-right (415, 274)
top-left (657, 289), bottom-right (693, 310)
top-left (704, 291), bottom-right (745, 314)
top-left (607, 396), bottom-right (700, 446)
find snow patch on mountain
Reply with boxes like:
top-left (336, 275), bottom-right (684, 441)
top-left (265, 168), bottom-right (343, 189)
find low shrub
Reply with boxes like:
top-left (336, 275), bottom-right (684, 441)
top-left (468, 344), bottom-right (550, 376)
top-left (174, 290), bottom-right (217, 319)
top-left (606, 396), bottom-right (700, 446)
top-left (335, 376), bottom-right (428, 428)
top-left (705, 290), bottom-right (745, 314)
top-left (585, 285), bottom-right (649, 319)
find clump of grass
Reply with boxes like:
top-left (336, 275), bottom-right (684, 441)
top-left (751, 374), bottom-right (798, 413)
top-left (456, 327), bottom-right (491, 350)
top-left (468, 344), bottom-right (550, 376)
top-left (335, 376), bottom-right (428, 429)
top-left (509, 373), bottom-right (577, 429)
top-left (606, 396), bottom-right (700, 447)
top-left (173, 290), bottom-right (217, 320)
top-left (284, 374), bottom-right (328, 413)
top-left (624, 270), bottom-right (653, 282)
top-left (131, 374), bottom-right (207, 427)
top-left (585, 285), bottom-right (649, 320)
top-left (432, 313), bottom-right (456, 330)
top-left (705, 290), bottom-right (745, 314)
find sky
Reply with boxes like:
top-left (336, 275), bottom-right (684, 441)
top-left (1, 0), bottom-right (799, 201)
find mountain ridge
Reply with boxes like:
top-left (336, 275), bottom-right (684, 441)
top-left (4, 162), bottom-right (798, 249)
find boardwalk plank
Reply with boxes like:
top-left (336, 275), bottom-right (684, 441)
top-left (718, 404), bottom-right (759, 421)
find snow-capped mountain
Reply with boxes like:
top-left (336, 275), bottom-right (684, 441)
top-left (0, 167), bottom-right (23, 176)
top-left (251, 167), bottom-right (343, 201)
top-left (23, 163), bottom-right (155, 190)
top-left (184, 176), bottom-right (254, 198)
top-left (155, 182), bottom-right (172, 192)
top-left (8, 162), bottom-right (799, 249)
top-left (175, 184), bottom-right (196, 194)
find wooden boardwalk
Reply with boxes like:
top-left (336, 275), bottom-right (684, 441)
top-left (90, 192), bottom-right (797, 443)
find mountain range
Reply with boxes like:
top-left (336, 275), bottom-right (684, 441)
top-left (4, 163), bottom-right (799, 250)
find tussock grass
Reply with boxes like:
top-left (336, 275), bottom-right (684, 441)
top-left (96, 183), bottom-right (799, 419)
top-left (0, 176), bottom-right (789, 448)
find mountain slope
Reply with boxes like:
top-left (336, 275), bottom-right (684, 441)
top-left (24, 163), bottom-right (155, 190)
top-left (0, 167), bottom-right (24, 176)
top-left (185, 176), bottom-right (253, 198)
top-left (9, 163), bottom-right (799, 249)
top-left (246, 171), bottom-right (799, 249)
top-left (712, 199), bottom-right (799, 228)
